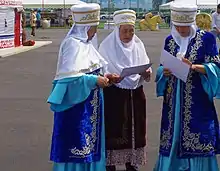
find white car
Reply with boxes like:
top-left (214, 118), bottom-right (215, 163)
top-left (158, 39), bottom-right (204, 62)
top-left (100, 14), bottom-right (113, 20)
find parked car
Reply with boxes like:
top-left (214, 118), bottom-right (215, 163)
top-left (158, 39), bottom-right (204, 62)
top-left (100, 14), bottom-right (113, 20)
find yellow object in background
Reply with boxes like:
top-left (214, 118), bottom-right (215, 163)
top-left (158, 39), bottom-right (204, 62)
top-left (139, 12), bottom-right (163, 31)
top-left (196, 13), bottom-right (212, 31)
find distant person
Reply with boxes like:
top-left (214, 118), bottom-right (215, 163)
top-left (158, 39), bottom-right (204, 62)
top-left (68, 15), bottom-right (73, 27)
top-left (30, 9), bottom-right (37, 36)
top-left (21, 10), bottom-right (35, 46)
top-left (36, 10), bottom-right (41, 29)
top-left (211, 4), bottom-right (220, 40)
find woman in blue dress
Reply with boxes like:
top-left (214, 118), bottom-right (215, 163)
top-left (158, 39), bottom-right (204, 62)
top-left (47, 3), bottom-right (110, 171)
top-left (154, 2), bottom-right (220, 171)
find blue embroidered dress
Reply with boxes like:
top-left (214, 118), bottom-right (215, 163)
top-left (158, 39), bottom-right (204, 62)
top-left (154, 30), bottom-right (220, 171)
top-left (47, 69), bottom-right (106, 171)
top-left (47, 22), bottom-right (107, 170)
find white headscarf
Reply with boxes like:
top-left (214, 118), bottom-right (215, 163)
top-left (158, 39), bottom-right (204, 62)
top-left (99, 26), bottom-right (150, 89)
top-left (91, 33), bottom-right (98, 50)
top-left (171, 24), bottom-right (197, 59)
top-left (66, 23), bottom-right (90, 41)
top-left (170, 3), bottom-right (198, 59)
top-left (65, 24), bottom-right (98, 47)
top-left (55, 24), bottom-right (106, 80)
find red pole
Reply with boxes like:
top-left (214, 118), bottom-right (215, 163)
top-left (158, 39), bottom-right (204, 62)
top-left (14, 10), bottom-right (21, 47)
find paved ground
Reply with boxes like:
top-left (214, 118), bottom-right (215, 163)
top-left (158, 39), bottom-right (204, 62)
top-left (0, 41), bottom-right (52, 58)
top-left (0, 28), bottom-right (219, 171)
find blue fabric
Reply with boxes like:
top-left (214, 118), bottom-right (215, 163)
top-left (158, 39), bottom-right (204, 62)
top-left (155, 66), bottom-right (168, 97)
top-left (50, 88), bottom-right (102, 163)
top-left (48, 68), bottom-right (106, 170)
top-left (157, 30), bottom-right (220, 158)
top-left (36, 12), bottom-right (41, 20)
top-left (47, 74), bottom-right (98, 112)
top-left (52, 92), bottom-right (106, 171)
top-left (154, 81), bottom-right (219, 171)
top-left (200, 63), bottom-right (220, 100)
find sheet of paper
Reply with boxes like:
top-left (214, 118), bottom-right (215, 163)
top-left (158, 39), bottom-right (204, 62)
top-left (160, 50), bottom-right (190, 83)
top-left (120, 63), bottom-right (152, 78)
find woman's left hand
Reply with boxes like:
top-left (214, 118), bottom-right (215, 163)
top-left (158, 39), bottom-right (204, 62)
top-left (182, 58), bottom-right (206, 74)
top-left (191, 64), bottom-right (206, 74)
top-left (140, 69), bottom-right (151, 82)
top-left (182, 58), bottom-right (192, 67)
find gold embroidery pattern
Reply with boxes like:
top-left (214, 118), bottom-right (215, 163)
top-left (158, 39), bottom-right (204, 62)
top-left (116, 22), bottom-right (135, 26)
top-left (120, 15), bottom-right (136, 23)
top-left (90, 90), bottom-right (99, 151)
top-left (80, 13), bottom-right (99, 21)
top-left (70, 89), bottom-right (100, 157)
top-left (114, 11), bottom-right (136, 16)
top-left (188, 31), bottom-right (203, 63)
top-left (167, 39), bottom-right (175, 55)
top-left (171, 13), bottom-right (194, 23)
top-left (160, 77), bottom-right (175, 149)
top-left (182, 31), bottom-right (214, 152)
top-left (205, 55), bottom-right (220, 63)
top-left (160, 38), bottom-right (175, 149)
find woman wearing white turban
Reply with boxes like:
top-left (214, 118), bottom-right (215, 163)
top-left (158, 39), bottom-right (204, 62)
top-left (99, 9), bottom-right (152, 171)
top-left (47, 3), bottom-right (109, 171)
top-left (154, 2), bottom-right (220, 171)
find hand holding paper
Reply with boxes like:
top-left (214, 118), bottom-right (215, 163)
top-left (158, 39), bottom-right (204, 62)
top-left (160, 50), bottom-right (190, 83)
top-left (140, 69), bottom-right (151, 82)
top-left (163, 68), bottom-right (172, 77)
top-left (105, 73), bottom-right (122, 84)
top-left (182, 58), bottom-right (192, 67)
top-left (120, 63), bottom-right (153, 78)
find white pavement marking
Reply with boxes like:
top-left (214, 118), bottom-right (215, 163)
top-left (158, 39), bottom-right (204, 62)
top-left (0, 41), bottom-right (52, 58)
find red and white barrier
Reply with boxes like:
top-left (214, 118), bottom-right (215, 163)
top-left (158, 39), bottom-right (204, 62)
top-left (0, 0), bottom-right (22, 49)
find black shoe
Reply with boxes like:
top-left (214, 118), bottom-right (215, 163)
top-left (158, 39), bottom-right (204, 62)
top-left (125, 163), bottom-right (138, 171)
top-left (106, 165), bottom-right (116, 171)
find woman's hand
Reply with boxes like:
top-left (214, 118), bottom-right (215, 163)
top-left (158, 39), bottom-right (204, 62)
top-left (105, 73), bottom-right (122, 84)
top-left (163, 68), bottom-right (172, 77)
top-left (140, 69), bottom-right (151, 82)
top-left (182, 58), bottom-right (192, 67)
top-left (182, 58), bottom-right (206, 74)
top-left (97, 76), bottom-right (109, 88)
top-left (191, 64), bottom-right (206, 74)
